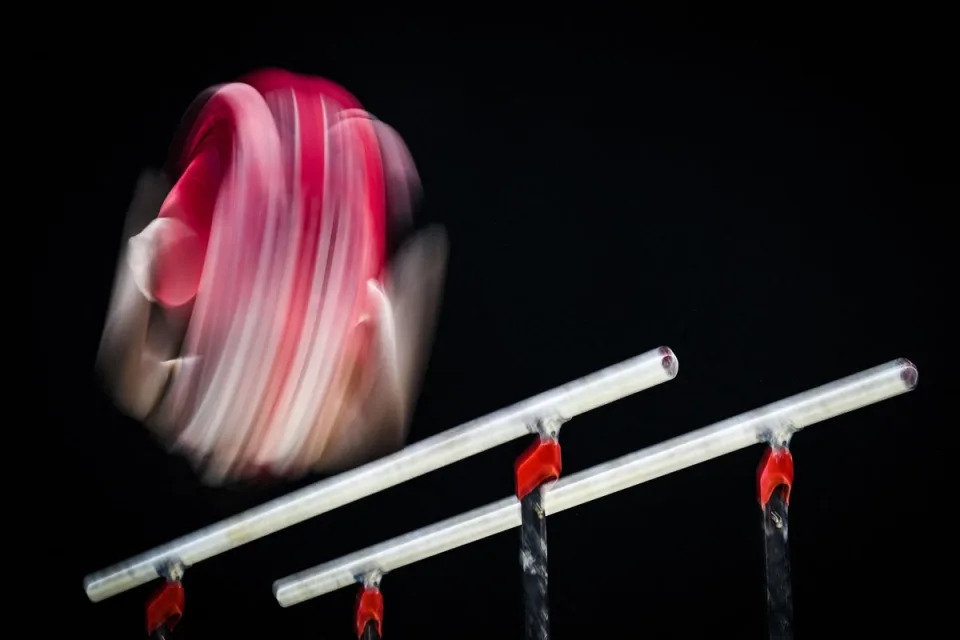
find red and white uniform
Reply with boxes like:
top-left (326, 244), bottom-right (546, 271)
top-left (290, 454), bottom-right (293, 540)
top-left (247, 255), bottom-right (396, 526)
top-left (124, 69), bottom-right (422, 482)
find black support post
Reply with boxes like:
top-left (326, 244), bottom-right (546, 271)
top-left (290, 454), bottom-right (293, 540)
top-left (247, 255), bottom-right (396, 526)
top-left (758, 445), bottom-right (795, 640)
top-left (520, 485), bottom-right (550, 640)
top-left (763, 486), bottom-right (793, 640)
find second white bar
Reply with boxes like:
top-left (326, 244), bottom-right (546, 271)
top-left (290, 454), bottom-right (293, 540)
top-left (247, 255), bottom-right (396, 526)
top-left (274, 357), bottom-right (917, 607)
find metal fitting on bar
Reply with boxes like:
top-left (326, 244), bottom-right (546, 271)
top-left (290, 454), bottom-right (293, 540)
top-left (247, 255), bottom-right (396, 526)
top-left (158, 559), bottom-right (186, 582)
top-left (359, 570), bottom-right (383, 590)
top-left (758, 446), bottom-right (794, 508)
top-left (760, 423), bottom-right (795, 449)
top-left (146, 580), bottom-right (185, 636)
top-left (515, 438), bottom-right (562, 500)
top-left (527, 415), bottom-right (567, 439)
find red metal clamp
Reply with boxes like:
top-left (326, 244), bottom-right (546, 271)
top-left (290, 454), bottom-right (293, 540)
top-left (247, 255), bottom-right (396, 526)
top-left (757, 446), bottom-right (794, 508)
top-left (355, 585), bottom-right (384, 638)
top-left (515, 437), bottom-right (562, 500)
top-left (146, 580), bottom-right (185, 636)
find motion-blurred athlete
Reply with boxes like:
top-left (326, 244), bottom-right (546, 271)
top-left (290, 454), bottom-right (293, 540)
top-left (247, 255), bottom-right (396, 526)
top-left (98, 68), bottom-right (447, 484)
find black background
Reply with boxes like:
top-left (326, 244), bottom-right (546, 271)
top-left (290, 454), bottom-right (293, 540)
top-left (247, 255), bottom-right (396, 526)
top-left (35, 6), bottom-right (948, 638)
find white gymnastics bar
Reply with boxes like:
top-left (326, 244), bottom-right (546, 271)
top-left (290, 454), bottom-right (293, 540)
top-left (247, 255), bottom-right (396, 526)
top-left (274, 357), bottom-right (917, 607)
top-left (84, 346), bottom-right (679, 602)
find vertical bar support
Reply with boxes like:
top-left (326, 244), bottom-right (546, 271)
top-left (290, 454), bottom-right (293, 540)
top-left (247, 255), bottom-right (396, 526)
top-left (515, 433), bottom-right (562, 640)
top-left (520, 484), bottom-right (550, 640)
top-left (758, 445), bottom-right (795, 640)
top-left (146, 562), bottom-right (185, 639)
top-left (359, 619), bottom-right (381, 640)
top-left (355, 573), bottom-right (384, 639)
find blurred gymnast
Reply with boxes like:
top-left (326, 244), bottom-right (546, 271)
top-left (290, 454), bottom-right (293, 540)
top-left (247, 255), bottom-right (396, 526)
top-left (98, 68), bottom-right (447, 484)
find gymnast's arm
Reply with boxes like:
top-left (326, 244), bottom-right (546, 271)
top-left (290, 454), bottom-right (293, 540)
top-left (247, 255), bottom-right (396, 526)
top-left (97, 240), bottom-right (179, 421)
top-left (97, 172), bottom-right (187, 422)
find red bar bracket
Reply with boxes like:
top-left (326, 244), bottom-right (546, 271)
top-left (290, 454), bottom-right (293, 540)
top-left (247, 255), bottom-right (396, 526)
top-left (515, 437), bottom-right (562, 500)
top-left (757, 446), bottom-right (794, 508)
top-left (355, 585), bottom-right (384, 638)
top-left (146, 580), bottom-right (185, 636)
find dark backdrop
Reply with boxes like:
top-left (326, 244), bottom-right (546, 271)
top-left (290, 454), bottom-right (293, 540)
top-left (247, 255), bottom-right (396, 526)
top-left (35, 7), bottom-right (948, 638)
